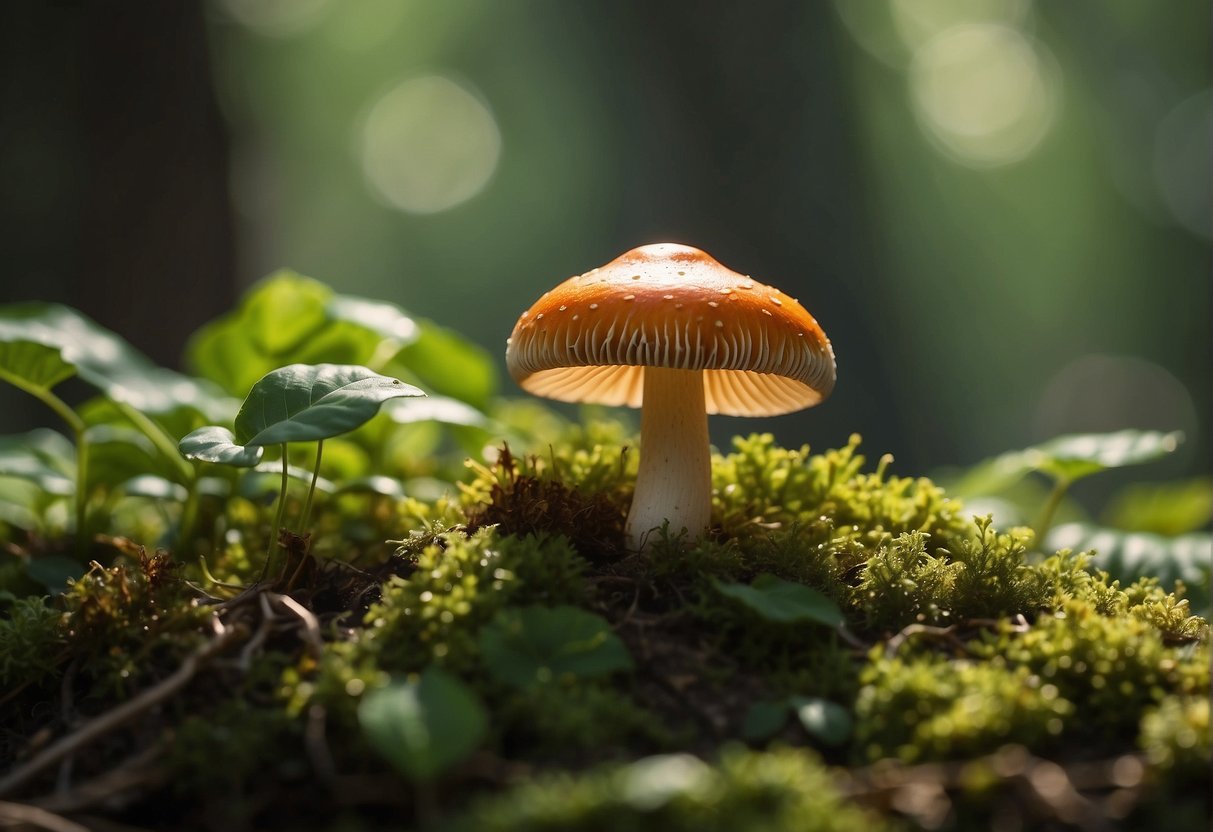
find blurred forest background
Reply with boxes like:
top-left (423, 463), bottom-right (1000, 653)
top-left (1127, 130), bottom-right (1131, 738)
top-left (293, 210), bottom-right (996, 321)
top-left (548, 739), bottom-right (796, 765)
top-left (0, 0), bottom-right (1208, 496)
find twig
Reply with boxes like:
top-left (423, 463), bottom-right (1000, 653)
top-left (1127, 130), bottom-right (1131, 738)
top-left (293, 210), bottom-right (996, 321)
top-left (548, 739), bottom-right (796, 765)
top-left (884, 623), bottom-right (964, 658)
top-left (270, 593), bottom-right (324, 660)
top-left (55, 659), bottom-right (81, 797)
top-left (305, 704), bottom-right (338, 788)
top-left (32, 745), bottom-right (165, 815)
top-left (0, 801), bottom-right (89, 832)
top-left (0, 627), bottom-right (238, 798)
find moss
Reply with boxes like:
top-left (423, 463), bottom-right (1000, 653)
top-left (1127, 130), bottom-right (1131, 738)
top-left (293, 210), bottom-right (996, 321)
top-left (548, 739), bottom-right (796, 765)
top-left (442, 746), bottom-right (895, 832)
top-left (497, 681), bottom-right (674, 761)
top-left (853, 648), bottom-right (1073, 763)
top-left (0, 594), bottom-right (65, 690)
top-left (1140, 695), bottom-right (1210, 776)
top-left (971, 599), bottom-right (1208, 741)
top-left (60, 550), bottom-right (211, 698)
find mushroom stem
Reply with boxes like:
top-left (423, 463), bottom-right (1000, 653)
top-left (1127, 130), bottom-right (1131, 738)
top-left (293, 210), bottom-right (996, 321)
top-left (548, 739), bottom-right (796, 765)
top-left (626, 366), bottom-right (711, 552)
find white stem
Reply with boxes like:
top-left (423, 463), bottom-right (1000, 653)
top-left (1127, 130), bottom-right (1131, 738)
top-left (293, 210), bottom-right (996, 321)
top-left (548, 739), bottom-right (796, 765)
top-left (626, 366), bottom-right (711, 552)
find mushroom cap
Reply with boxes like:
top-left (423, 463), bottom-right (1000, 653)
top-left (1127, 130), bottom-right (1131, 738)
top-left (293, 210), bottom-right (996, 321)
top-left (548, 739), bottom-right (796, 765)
top-left (506, 243), bottom-right (836, 416)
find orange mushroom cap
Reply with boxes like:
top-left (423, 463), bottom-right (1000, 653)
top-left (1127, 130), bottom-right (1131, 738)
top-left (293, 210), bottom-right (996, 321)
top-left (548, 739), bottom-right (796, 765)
top-left (506, 243), bottom-right (836, 416)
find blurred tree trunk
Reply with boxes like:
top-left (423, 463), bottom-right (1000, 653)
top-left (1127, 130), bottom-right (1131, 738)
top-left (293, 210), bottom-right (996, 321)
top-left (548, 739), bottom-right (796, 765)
top-left (76, 1), bottom-right (236, 368)
top-left (0, 0), bottom-right (236, 374)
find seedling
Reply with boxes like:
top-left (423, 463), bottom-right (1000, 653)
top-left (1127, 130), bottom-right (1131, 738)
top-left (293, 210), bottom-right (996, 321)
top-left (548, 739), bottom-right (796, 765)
top-left (179, 363), bottom-right (424, 575)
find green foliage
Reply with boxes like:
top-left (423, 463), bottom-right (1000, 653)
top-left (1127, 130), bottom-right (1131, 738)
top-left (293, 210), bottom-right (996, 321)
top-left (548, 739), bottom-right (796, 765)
top-left (710, 574), bottom-right (843, 627)
top-left (442, 747), bottom-right (894, 832)
top-left (971, 600), bottom-right (1209, 738)
top-left (349, 530), bottom-right (588, 677)
top-left (178, 425), bottom-right (264, 467)
top-left (0, 595), bottom-right (65, 689)
top-left (359, 668), bottom-right (488, 781)
top-left (1103, 477), bottom-right (1213, 536)
top-left (479, 605), bottom-right (632, 689)
top-left (854, 649), bottom-right (1074, 763)
top-left (1139, 696), bottom-right (1209, 775)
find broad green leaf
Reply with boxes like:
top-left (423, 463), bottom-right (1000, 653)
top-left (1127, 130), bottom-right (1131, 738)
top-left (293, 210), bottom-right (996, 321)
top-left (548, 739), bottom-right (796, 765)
top-left (186, 271), bottom-right (420, 396)
top-left (1046, 523), bottom-right (1211, 611)
top-left (358, 668), bottom-right (487, 782)
top-left (120, 475), bottom-right (189, 502)
top-left (239, 464), bottom-right (336, 500)
top-left (790, 697), bottom-right (852, 746)
top-left (333, 476), bottom-right (405, 499)
top-left (27, 555), bottom-right (85, 594)
top-left (233, 364), bottom-right (424, 446)
top-left (0, 340), bottom-right (75, 392)
top-left (711, 574), bottom-right (845, 627)
top-left (85, 424), bottom-right (187, 489)
top-left (479, 605), bottom-right (633, 689)
top-left (1102, 478), bottom-right (1213, 537)
top-left (384, 394), bottom-right (487, 427)
top-left (741, 700), bottom-right (790, 742)
top-left (1029, 430), bottom-right (1183, 483)
top-left (388, 320), bottom-right (497, 410)
top-left (179, 426), bottom-right (264, 468)
top-left (0, 302), bottom-right (232, 419)
top-left (328, 295), bottom-right (419, 344)
top-left (0, 430), bottom-right (75, 495)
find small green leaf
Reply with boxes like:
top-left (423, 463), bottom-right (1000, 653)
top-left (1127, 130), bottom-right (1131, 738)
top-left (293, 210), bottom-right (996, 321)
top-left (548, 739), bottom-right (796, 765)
top-left (179, 426), bottom-right (264, 467)
top-left (1046, 522), bottom-right (1211, 612)
top-left (328, 295), bottom-right (419, 345)
top-left (233, 364), bottom-right (424, 446)
top-left (479, 605), bottom-right (633, 690)
top-left (711, 574), bottom-right (845, 627)
top-left (358, 668), bottom-right (487, 782)
top-left (789, 697), bottom-right (852, 746)
top-left (741, 700), bottom-right (790, 742)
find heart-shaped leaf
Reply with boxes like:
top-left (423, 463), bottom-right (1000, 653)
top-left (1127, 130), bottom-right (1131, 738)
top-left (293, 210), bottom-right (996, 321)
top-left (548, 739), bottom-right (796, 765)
top-left (0, 430), bottom-right (76, 495)
top-left (233, 364), bottom-right (424, 446)
top-left (179, 426), bottom-right (264, 467)
top-left (479, 605), bottom-right (633, 690)
top-left (358, 668), bottom-right (487, 782)
top-left (712, 574), bottom-right (844, 627)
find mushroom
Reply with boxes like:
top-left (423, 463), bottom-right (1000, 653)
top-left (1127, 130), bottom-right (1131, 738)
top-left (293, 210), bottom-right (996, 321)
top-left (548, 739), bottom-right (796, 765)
top-left (506, 243), bottom-right (835, 552)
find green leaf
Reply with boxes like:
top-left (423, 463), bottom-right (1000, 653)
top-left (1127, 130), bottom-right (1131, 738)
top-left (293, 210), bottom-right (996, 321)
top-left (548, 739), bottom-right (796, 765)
top-left (1029, 430), bottom-right (1183, 483)
top-left (384, 394), bottom-right (487, 427)
top-left (179, 426), bottom-right (264, 468)
top-left (479, 605), bottom-right (633, 690)
top-left (1102, 478), bottom-right (1213, 537)
top-left (186, 271), bottom-right (420, 396)
top-left (0, 430), bottom-right (75, 495)
top-left (120, 475), bottom-right (189, 502)
top-left (388, 320), bottom-right (497, 410)
top-left (332, 476), bottom-right (406, 499)
top-left (741, 700), bottom-right (790, 742)
top-left (0, 340), bottom-right (76, 392)
top-left (358, 668), bottom-right (487, 782)
top-left (0, 302), bottom-right (232, 419)
top-left (239, 464), bottom-right (335, 500)
top-left (789, 697), bottom-right (852, 746)
top-left (711, 574), bottom-right (845, 627)
top-left (26, 555), bottom-right (85, 594)
top-left (1046, 522), bottom-right (1211, 611)
top-left (233, 364), bottom-right (424, 446)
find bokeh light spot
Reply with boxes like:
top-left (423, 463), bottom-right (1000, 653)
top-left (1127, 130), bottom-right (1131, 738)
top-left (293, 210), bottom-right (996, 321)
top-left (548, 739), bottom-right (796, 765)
top-left (219, 0), bottom-right (333, 38)
top-left (358, 75), bottom-right (501, 215)
top-left (889, 0), bottom-right (1033, 51)
top-left (909, 24), bottom-right (1058, 167)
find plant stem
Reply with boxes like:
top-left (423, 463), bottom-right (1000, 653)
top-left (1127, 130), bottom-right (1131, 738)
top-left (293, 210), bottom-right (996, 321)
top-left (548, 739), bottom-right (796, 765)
top-left (1035, 477), bottom-right (1071, 546)
top-left (0, 370), bottom-right (90, 553)
top-left (298, 440), bottom-right (324, 536)
top-left (114, 402), bottom-right (200, 549)
top-left (265, 444), bottom-right (290, 570)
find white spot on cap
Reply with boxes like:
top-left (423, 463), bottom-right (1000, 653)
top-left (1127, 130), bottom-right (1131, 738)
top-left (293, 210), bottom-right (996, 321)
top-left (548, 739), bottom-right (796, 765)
top-left (707, 301), bottom-right (719, 308)
top-left (589, 303), bottom-right (599, 310)
top-left (623, 294), bottom-right (635, 301)
top-left (771, 297), bottom-right (782, 306)
top-left (715, 320), bottom-right (724, 328)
